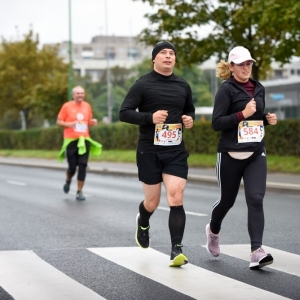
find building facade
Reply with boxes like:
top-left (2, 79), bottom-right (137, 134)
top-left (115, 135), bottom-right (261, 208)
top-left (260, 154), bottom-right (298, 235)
top-left (262, 77), bottom-right (300, 119)
top-left (46, 35), bottom-right (152, 81)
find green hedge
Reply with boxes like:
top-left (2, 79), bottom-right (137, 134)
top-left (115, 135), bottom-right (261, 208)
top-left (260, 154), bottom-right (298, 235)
top-left (0, 120), bottom-right (299, 156)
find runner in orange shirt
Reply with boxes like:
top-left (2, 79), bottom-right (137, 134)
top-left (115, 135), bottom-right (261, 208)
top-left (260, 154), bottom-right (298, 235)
top-left (57, 86), bottom-right (102, 201)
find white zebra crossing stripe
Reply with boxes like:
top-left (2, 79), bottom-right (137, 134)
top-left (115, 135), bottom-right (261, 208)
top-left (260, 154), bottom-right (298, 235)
top-left (88, 247), bottom-right (287, 299)
top-left (217, 244), bottom-right (300, 277)
top-left (0, 250), bottom-right (105, 300)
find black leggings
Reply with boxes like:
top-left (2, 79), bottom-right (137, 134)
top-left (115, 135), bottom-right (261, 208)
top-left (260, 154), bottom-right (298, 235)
top-left (210, 150), bottom-right (267, 251)
top-left (66, 140), bottom-right (90, 181)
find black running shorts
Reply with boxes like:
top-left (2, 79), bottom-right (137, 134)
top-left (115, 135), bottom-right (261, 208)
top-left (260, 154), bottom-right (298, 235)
top-left (136, 150), bottom-right (189, 185)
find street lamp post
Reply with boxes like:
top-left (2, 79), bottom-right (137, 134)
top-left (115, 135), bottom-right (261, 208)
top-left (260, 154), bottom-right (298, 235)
top-left (104, 0), bottom-right (112, 123)
top-left (68, 0), bottom-right (73, 100)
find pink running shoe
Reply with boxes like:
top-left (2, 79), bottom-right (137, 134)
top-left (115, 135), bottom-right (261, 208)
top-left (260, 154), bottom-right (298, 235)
top-left (205, 223), bottom-right (220, 257)
top-left (249, 247), bottom-right (273, 269)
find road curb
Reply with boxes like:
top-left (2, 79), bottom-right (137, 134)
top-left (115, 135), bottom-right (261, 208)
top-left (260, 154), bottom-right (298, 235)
top-left (1, 160), bottom-right (299, 196)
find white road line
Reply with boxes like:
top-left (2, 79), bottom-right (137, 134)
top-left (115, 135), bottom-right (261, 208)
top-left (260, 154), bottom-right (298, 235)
top-left (158, 206), bottom-right (208, 217)
top-left (88, 247), bottom-right (287, 300)
top-left (0, 250), bottom-right (105, 300)
top-left (216, 244), bottom-right (300, 277)
top-left (6, 180), bottom-right (26, 186)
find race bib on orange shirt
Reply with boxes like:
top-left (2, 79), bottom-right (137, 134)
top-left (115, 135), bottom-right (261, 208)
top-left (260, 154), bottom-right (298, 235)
top-left (238, 120), bottom-right (264, 143)
top-left (74, 122), bottom-right (88, 133)
top-left (57, 101), bottom-right (92, 138)
top-left (154, 123), bottom-right (182, 146)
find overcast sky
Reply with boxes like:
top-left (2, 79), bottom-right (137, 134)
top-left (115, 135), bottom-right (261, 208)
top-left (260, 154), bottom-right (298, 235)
top-left (0, 0), bottom-right (154, 45)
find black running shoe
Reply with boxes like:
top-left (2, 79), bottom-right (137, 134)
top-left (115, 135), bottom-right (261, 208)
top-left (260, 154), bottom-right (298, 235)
top-left (63, 181), bottom-right (71, 193)
top-left (169, 244), bottom-right (188, 267)
top-left (135, 213), bottom-right (150, 248)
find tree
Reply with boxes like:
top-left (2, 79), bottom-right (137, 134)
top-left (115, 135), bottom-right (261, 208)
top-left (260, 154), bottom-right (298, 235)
top-left (0, 30), bottom-right (68, 128)
top-left (134, 0), bottom-right (300, 80)
top-left (75, 66), bottom-right (132, 123)
top-left (174, 65), bottom-right (214, 106)
top-left (96, 66), bottom-right (132, 122)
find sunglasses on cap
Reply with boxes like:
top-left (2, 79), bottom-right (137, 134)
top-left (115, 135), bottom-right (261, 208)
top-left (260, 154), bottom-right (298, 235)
top-left (231, 61), bottom-right (254, 69)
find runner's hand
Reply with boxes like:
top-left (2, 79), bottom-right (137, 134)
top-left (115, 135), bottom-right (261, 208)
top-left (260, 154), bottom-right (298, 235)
top-left (67, 121), bottom-right (78, 128)
top-left (266, 113), bottom-right (277, 125)
top-left (242, 98), bottom-right (256, 118)
top-left (182, 115), bottom-right (193, 128)
top-left (153, 110), bottom-right (168, 124)
top-left (89, 119), bottom-right (98, 126)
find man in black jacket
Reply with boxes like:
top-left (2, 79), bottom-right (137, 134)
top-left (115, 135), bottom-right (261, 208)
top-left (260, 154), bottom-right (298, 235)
top-left (119, 41), bottom-right (195, 267)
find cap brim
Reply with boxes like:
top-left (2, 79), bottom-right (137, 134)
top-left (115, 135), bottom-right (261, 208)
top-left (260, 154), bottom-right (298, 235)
top-left (232, 56), bottom-right (256, 64)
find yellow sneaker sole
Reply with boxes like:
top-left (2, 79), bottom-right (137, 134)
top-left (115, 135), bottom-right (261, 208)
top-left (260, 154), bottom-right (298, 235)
top-left (169, 253), bottom-right (188, 267)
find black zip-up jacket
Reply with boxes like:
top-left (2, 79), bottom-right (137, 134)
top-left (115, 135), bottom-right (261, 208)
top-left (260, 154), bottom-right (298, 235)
top-left (119, 70), bottom-right (195, 153)
top-left (212, 76), bottom-right (269, 152)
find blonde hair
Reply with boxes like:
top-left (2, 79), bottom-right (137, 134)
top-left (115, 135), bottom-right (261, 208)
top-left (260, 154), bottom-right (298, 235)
top-left (216, 59), bottom-right (232, 80)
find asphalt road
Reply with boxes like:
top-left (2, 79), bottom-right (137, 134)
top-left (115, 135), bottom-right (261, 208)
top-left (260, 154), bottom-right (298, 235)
top-left (0, 165), bottom-right (299, 300)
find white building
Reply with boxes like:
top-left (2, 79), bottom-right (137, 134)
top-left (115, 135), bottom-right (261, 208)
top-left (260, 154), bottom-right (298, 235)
top-left (46, 35), bottom-right (152, 81)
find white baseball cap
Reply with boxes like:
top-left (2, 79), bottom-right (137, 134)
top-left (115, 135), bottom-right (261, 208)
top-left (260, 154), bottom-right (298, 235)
top-left (228, 46), bottom-right (256, 64)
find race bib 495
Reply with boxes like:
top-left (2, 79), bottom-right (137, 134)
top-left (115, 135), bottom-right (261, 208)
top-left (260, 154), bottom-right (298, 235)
top-left (154, 123), bottom-right (182, 146)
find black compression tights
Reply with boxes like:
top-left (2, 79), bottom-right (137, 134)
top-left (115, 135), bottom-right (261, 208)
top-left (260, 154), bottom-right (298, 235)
top-left (77, 163), bottom-right (87, 181)
top-left (68, 163), bottom-right (87, 181)
top-left (210, 151), bottom-right (267, 252)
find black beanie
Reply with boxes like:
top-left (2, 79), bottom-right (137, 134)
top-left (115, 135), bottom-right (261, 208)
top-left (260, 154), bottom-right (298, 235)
top-left (152, 41), bottom-right (176, 61)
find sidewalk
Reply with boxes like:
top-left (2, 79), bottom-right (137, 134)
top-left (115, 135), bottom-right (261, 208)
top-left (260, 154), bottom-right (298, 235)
top-left (0, 157), bottom-right (299, 195)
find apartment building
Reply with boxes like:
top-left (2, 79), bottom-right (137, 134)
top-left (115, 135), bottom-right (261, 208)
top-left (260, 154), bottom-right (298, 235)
top-left (47, 35), bottom-right (152, 81)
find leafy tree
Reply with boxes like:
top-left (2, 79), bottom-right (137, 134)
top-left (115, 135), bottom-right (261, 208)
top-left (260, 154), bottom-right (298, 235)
top-left (134, 0), bottom-right (300, 80)
top-left (0, 30), bottom-right (68, 128)
top-left (92, 84), bottom-right (128, 123)
top-left (0, 109), bottom-right (21, 130)
top-left (75, 66), bottom-right (131, 123)
top-left (174, 65), bottom-right (213, 106)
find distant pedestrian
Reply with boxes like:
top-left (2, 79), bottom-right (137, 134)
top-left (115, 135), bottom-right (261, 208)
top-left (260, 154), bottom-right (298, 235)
top-left (57, 86), bottom-right (102, 201)
top-left (205, 46), bottom-right (277, 269)
top-left (119, 41), bottom-right (195, 267)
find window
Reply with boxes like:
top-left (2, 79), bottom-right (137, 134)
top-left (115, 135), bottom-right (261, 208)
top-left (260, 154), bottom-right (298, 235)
top-left (81, 47), bottom-right (94, 58)
top-left (128, 47), bottom-right (139, 58)
top-left (94, 47), bottom-right (102, 54)
top-left (60, 48), bottom-right (67, 55)
top-left (105, 47), bottom-right (116, 59)
top-left (274, 70), bottom-right (283, 78)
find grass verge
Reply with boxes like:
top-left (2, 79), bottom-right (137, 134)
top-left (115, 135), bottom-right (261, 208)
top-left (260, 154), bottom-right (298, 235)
top-left (0, 149), bottom-right (299, 174)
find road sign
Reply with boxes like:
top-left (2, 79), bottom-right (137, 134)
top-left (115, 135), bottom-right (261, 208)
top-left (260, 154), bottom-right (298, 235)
top-left (271, 93), bottom-right (285, 101)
